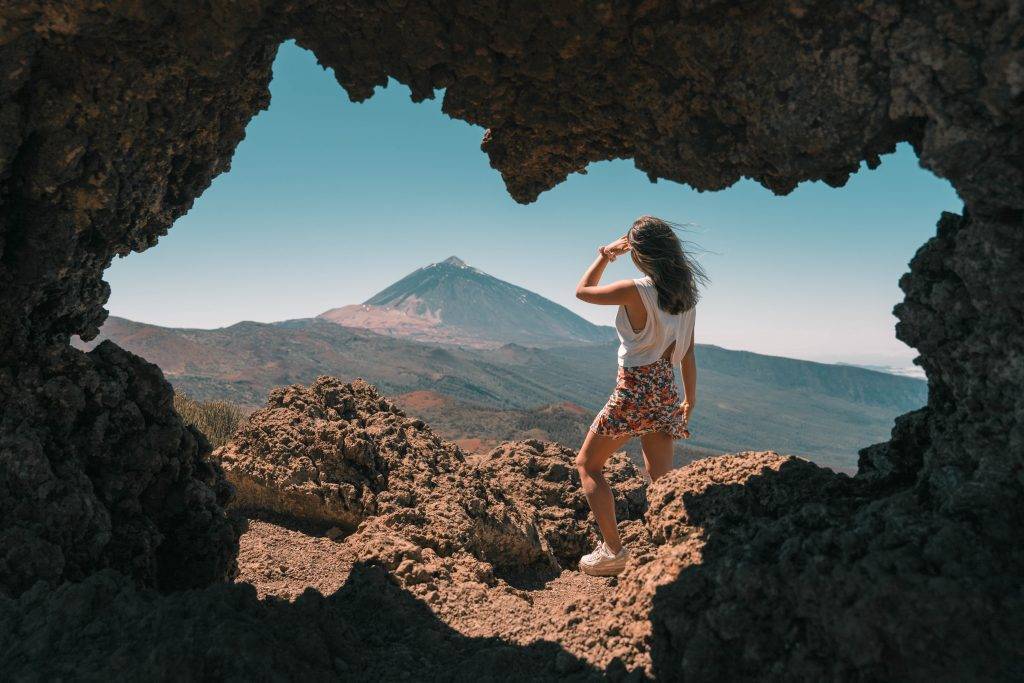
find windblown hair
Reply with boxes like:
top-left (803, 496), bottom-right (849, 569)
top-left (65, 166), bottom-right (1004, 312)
top-left (627, 215), bottom-right (708, 314)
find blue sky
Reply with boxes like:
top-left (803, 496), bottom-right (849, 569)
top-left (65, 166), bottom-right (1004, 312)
top-left (104, 41), bottom-right (961, 369)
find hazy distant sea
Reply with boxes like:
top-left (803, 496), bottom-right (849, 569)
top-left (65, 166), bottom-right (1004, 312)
top-left (839, 363), bottom-right (926, 380)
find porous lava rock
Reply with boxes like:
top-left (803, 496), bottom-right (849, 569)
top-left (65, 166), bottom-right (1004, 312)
top-left (619, 452), bottom-right (1023, 680)
top-left (2, 444), bottom-right (1021, 680)
top-left (537, 452), bottom-right (846, 673)
top-left (1, 0), bottom-right (1023, 678)
top-left (470, 440), bottom-right (647, 567)
top-left (0, 341), bottom-right (239, 597)
top-left (215, 377), bottom-right (427, 532)
top-left (215, 377), bottom-right (564, 570)
top-left (643, 451), bottom-right (843, 545)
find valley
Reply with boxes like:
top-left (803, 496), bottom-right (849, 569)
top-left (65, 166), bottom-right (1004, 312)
top-left (74, 257), bottom-right (926, 473)
top-left (77, 314), bottom-right (925, 473)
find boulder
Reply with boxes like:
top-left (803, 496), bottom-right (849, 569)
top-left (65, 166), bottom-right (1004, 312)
top-left (0, 342), bottom-right (239, 597)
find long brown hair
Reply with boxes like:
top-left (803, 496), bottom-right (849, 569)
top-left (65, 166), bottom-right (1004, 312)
top-left (627, 215), bottom-right (707, 314)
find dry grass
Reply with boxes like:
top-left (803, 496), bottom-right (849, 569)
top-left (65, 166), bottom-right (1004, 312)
top-left (173, 393), bottom-right (249, 449)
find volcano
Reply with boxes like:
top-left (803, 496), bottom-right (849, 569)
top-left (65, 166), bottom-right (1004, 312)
top-left (318, 256), bottom-right (615, 348)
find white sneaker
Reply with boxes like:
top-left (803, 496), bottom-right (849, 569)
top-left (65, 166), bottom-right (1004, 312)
top-left (579, 542), bottom-right (629, 576)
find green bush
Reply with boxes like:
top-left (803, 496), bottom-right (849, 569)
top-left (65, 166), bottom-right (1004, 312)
top-left (173, 393), bottom-right (248, 449)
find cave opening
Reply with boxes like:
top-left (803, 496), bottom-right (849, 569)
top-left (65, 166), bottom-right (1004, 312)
top-left (86, 41), bottom-right (960, 476)
top-left (4, 5), bottom-right (1022, 676)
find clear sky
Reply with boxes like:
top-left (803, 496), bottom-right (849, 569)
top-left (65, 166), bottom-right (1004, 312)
top-left (104, 41), bottom-right (962, 369)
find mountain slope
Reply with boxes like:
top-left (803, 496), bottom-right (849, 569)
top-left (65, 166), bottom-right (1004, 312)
top-left (318, 256), bottom-right (615, 347)
top-left (74, 316), bottom-right (927, 473)
top-left (391, 390), bottom-right (721, 465)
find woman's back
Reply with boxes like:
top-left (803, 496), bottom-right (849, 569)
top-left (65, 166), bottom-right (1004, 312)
top-left (574, 215), bottom-right (704, 576)
top-left (615, 277), bottom-right (695, 367)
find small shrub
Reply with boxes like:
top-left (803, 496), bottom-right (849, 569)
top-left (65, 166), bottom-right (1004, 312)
top-left (173, 393), bottom-right (248, 449)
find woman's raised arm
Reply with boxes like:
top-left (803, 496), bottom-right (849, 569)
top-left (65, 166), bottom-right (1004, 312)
top-left (575, 237), bottom-right (636, 305)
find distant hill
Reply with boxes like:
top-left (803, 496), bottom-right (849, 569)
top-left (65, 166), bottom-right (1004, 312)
top-left (76, 256), bottom-right (929, 473)
top-left (393, 390), bottom-right (591, 455)
top-left (75, 316), bottom-right (927, 473)
top-left (318, 256), bottom-right (615, 348)
top-left (392, 390), bottom-right (720, 466)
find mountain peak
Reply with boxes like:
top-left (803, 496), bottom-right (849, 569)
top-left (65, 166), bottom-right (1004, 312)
top-left (320, 256), bottom-right (616, 348)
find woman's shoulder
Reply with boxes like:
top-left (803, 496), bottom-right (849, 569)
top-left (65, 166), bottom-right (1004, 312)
top-left (633, 275), bottom-right (654, 288)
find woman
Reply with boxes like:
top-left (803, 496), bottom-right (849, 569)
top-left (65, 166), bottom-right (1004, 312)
top-left (574, 215), bottom-right (705, 576)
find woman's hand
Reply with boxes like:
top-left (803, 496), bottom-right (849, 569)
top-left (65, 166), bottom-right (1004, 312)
top-left (599, 236), bottom-right (630, 261)
top-left (673, 400), bottom-right (694, 424)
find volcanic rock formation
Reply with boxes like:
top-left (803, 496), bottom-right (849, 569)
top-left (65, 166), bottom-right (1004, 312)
top-left (216, 377), bottom-right (647, 572)
top-left (469, 440), bottom-right (647, 567)
top-left (2, 0), bottom-right (1023, 678)
top-left (0, 341), bottom-right (239, 597)
top-left (0, 375), bottom-right (837, 678)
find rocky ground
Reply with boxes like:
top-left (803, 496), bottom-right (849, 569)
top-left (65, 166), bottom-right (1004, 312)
top-left (236, 515), bottom-right (625, 668)
top-left (216, 377), bottom-right (820, 677)
top-left (5, 375), bottom-right (1017, 680)
top-left (0, 372), bottom-right (812, 679)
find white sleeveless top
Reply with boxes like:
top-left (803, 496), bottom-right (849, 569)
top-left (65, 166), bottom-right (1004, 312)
top-left (616, 277), bottom-right (696, 367)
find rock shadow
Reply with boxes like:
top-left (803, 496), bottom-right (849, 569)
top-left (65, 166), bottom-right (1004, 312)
top-left (232, 506), bottom-right (347, 539)
top-left (1, 561), bottom-right (606, 681)
top-left (319, 561), bottom-right (603, 680)
top-left (644, 457), bottom-right (1020, 681)
top-left (491, 562), bottom-right (565, 591)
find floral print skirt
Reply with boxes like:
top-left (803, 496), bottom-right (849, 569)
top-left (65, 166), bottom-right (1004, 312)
top-left (589, 358), bottom-right (690, 439)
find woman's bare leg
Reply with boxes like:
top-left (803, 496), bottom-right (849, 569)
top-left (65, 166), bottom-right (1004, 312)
top-left (576, 430), bottom-right (631, 552)
top-left (639, 431), bottom-right (675, 482)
